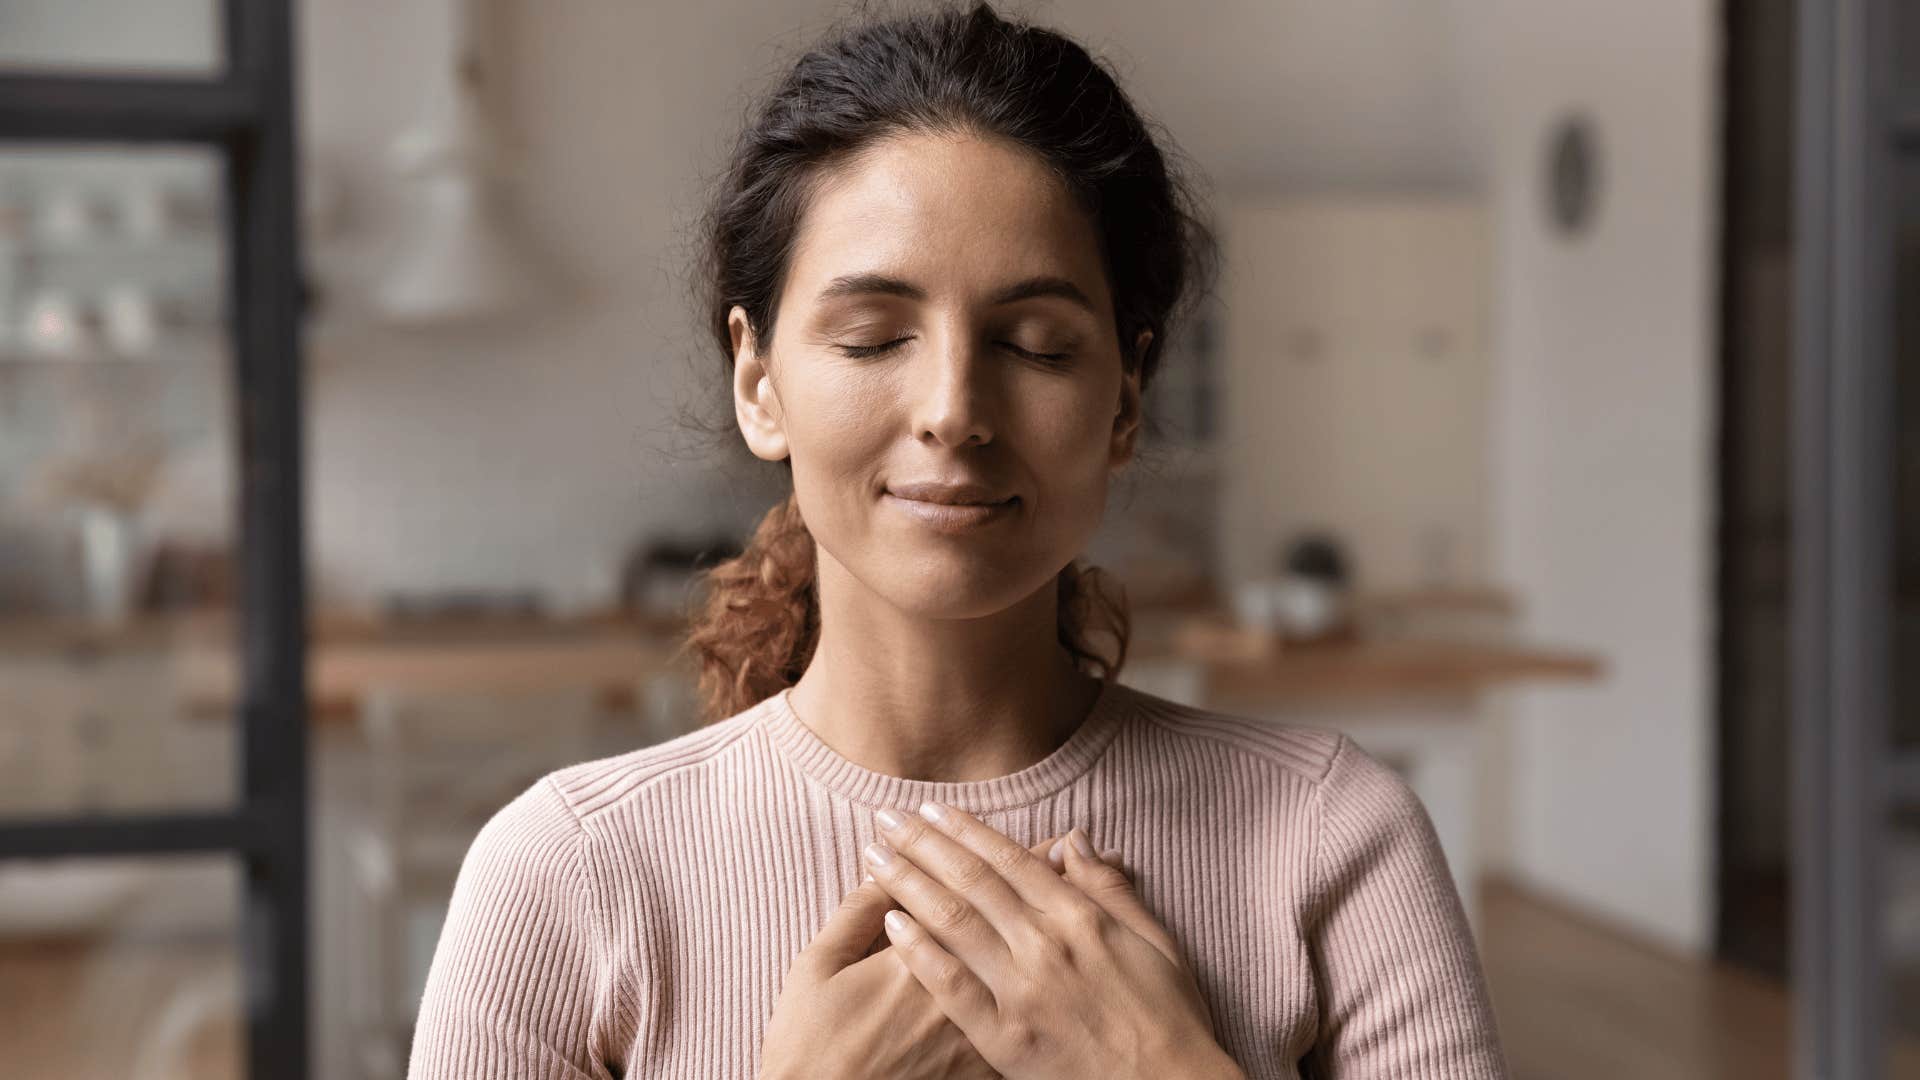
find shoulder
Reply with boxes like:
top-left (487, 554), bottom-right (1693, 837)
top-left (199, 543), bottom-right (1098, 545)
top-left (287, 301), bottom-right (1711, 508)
top-left (1312, 726), bottom-right (1431, 829)
top-left (531, 692), bottom-right (778, 824)
top-left (1108, 682), bottom-right (1432, 846)
top-left (453, 772), bottom-right (590, 903)
top-left (1107, 680), bottom-right (1351, 787)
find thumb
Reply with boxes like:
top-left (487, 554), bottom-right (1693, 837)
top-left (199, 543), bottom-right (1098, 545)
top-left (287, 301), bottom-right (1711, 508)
top-left (1057, 827), bottom-right (1184, 969)
top-left (1030, 833), bottom-right (1095, 871)
top-left (800, 880), bottom-right (895, 977)
top-left (1044, 835), bottom-right (1125, 875)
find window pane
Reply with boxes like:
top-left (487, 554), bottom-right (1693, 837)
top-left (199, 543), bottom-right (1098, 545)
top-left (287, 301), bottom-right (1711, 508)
top-left (0, 854), bottom-right (240, 1080)
top-left (0, 143), bottom-right (237, 820)
top-left (0, 0), bottom-right (221, 76)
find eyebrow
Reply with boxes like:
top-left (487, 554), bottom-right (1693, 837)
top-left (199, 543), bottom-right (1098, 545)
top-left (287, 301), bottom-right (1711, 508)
top-left (814, 272), bottom-right (1097, 314)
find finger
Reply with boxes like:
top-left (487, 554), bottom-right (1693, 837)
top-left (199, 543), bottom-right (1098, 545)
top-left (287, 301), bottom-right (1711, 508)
top-left (873, 805), bottom-right (1042, 940)
top-left (897, 801), bottom-right (1083, 918)
top-left (880, 907), bottom-right (1000, 1047)
top-left (860, 834), bottom-right (1090, 960)
top-left (1059, 827), bottom-right (1185, 967)
top-left (1029, 836), bottom-right (1062, 865)
top-left (863, 837), bottom-right (1013, 982)
top-left (859, 837), bottom-right (1067, 961)
top-left (1046, 837), bottom-right (1126, 875)
top-left (800, 879), bottom-right (897, 977)
top-left (866, 835), bottom-right (1064, 951)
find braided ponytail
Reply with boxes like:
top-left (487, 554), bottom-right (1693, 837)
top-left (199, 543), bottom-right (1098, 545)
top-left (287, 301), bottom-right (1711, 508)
top-left (682, 493), bottom-right (819, 724)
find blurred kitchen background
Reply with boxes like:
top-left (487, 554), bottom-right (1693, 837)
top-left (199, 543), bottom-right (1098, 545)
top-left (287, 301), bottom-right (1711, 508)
top-left (1, 0), bottom-right (1916, 1077)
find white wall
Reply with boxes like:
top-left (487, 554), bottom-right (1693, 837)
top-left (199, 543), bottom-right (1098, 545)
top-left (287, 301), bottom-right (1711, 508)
top-left (0, 0), bottom-right (217, 73)
top-left (1045, 0), bottom-right (1480, 191)
top-left (297, 0), bottom-right (833, 609)
top-left (1462, 0), bottom-right (1719, 955)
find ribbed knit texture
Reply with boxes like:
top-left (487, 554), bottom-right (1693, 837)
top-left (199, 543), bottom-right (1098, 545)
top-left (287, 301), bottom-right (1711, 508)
top-left (407, 679), bottom-right (1510, 1079)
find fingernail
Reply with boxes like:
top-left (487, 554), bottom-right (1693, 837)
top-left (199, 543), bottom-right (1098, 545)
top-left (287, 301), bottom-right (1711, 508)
top-left (864, 842), bottom-right (894, 867)
top-left (919, 801), bottom-right (948, 824)
top-left (1048, 839), bottom-right (1065, 867)
top-left (875, 807), bottom-right (905, 831)
top-left (1070, 828), bottom-right (1095, 858)
top-left (884, 910), bottom-right (909, 936)
top-left (862, 870), bottom-right (874, 883)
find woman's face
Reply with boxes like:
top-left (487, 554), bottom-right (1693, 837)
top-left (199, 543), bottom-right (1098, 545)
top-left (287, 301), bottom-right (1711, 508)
top-left (729, 130), bottom-right (1146, 620)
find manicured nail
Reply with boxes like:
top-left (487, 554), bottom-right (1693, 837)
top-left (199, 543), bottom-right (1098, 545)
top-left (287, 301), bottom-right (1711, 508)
top-left (1070, 828), bottom-right (1095, 858)
top-left (1048, 839), bottom-right (1066, 867)
top-left (884, 910), bottom-right (909, 936)
top-left (919, 801), bottom-right (948, 824)
top-left (875, 807), bottom-right (905, 831)
top-left (863, 842), bottom-right (894, 867)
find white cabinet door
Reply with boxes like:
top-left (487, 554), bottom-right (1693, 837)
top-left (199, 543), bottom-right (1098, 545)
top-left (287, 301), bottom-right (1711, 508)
top-left (1219, 198), bottom-right (1490, 591)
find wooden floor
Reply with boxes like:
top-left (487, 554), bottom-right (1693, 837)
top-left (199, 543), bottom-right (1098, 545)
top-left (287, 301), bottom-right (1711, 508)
top-left (1481, 876), bottom-right (1920, 1080)
top-left (3, 879), bottom-right (1916, 1078)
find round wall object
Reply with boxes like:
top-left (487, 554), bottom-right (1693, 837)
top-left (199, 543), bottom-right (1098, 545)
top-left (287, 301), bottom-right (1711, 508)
top-left (1545, 111), bottom-right (1602, 237)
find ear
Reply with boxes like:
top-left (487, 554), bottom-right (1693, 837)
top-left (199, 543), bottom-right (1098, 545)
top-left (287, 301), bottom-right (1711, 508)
top-left (1109, 328), bottom-right (1150, 468)
top-left (730, 305), bottom-right (790, 462)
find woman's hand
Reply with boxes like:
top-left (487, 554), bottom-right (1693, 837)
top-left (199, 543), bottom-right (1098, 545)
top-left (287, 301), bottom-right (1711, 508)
top-left (863, 803), bottom-right (1243, 1080)
top-left (758, 832), bottom-right (1113, 1080)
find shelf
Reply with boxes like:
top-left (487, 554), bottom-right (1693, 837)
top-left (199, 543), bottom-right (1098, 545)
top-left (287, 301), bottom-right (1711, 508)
top-left (0, 326), bottom-right (227, 365)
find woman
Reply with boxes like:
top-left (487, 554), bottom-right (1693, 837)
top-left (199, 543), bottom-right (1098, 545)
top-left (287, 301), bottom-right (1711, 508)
top-left (408, 4), bottom-right (1509, 1078)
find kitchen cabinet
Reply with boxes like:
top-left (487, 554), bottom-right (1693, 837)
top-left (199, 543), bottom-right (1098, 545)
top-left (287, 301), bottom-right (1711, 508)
top-left (1219, 197), bottom-right (1490, 590)
top-left (0, 645), bottom-right (231, 827)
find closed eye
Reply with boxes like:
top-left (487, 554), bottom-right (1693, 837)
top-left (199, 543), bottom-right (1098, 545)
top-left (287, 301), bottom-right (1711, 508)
top-left (1003, 342), bottom-right (1072, 363)
top-left (834, 337), bottom-right (912, 359)
top-left (832, 337), bottom-right (1071, 363)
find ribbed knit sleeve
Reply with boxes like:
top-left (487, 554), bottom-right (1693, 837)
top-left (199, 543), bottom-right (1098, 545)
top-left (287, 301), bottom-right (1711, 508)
top-left (407, 777), bottom-right (615, 1080)
top-left (1300, 734), bottom-right (1510, 1079)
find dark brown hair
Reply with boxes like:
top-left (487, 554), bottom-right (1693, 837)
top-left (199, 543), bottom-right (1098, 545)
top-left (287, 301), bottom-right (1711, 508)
top-left (682, 1), bottom-right (1217, 723)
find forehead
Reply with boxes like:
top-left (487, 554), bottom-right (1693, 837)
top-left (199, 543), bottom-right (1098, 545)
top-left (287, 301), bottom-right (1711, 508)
top-left (785, 131), bottom-right (1110, 308)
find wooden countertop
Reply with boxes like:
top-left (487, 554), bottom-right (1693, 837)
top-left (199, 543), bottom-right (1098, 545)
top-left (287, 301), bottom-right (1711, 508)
top-left (176, 610), bottom-right (688, 720)
top-left (1185, 637), bottom-right (1600, 703)
top-left (1130, 609), bottom-right (1603, 702)
top-left (0, 609), bottom-right (685, 721)
top-left (1, 603), bottom-right (1603, 720)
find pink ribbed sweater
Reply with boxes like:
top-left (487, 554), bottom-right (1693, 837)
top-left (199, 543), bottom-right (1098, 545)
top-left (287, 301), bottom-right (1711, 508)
top-left (407, 678), bottom-right (1509, 1079)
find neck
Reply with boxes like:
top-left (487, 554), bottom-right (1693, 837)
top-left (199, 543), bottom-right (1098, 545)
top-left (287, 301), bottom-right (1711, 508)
top-left (785, 547), bottom-right (1104, 785)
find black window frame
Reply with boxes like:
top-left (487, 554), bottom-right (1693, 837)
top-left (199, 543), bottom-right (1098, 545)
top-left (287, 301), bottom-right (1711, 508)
top-left (1791, 0), bottom-right (1912, 1075)
top-left (0, 3), bottom-right (310, 1076)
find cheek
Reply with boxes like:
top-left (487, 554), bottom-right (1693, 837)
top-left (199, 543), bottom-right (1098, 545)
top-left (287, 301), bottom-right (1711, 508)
top-left (782, 354), bottom-right (893, 451)
top-left (1015, 383), bottom-right (1118, 524)
top-left (1024, 382), bottom-right (1116, 473)
top-left (778, 371), bottom-right (891, 520)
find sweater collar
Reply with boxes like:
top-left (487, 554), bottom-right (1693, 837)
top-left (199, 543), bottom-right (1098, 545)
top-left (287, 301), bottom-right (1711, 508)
top-left (758, 677), bottom-right (1132, 813)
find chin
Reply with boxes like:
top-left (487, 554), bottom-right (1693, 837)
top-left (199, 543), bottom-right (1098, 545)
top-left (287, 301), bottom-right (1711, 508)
top-left (880, 551), bottom-right (1058, 620)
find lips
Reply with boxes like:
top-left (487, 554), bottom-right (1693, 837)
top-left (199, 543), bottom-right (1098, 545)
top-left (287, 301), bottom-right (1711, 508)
top-left (884, 481), bottom-right (1016, 507)
top-left (882, 481), bottom-right (1019, 534)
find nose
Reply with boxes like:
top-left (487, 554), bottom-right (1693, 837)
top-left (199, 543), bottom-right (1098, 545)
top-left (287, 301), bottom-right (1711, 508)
top-left (911, 331), bottom-right (994, 448)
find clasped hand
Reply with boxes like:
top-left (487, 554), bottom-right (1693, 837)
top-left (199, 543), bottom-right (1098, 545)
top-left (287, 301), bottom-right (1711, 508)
top-left (758, 802), bottom-right (1239, 1080)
